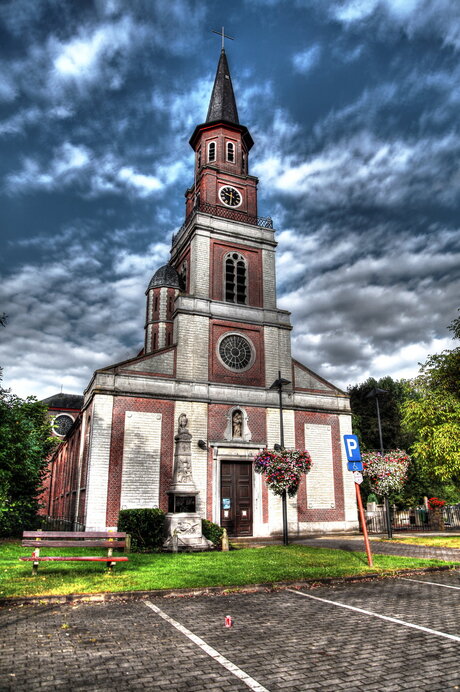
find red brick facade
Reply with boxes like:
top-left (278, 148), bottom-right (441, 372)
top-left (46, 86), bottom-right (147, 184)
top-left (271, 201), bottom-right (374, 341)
top-left (210, 239), bottom-right (263, 306)
top-left (106, 397), bottom-right (175, 526)
top-left (209, 320), bottom-right (265, 386)
top-left (295, 411), bottom-right (345, 523)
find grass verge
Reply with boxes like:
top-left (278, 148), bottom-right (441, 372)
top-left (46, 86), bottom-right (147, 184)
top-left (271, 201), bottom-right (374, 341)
top-left (382, 535), bottom-right (460, 549)
top-left (1, 542), bottom-right (459, 599)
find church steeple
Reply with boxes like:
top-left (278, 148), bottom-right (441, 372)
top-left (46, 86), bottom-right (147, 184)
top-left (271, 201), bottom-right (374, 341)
top-left (206, 49), bottom-right (239, 125)
top-left (186, 48), bottom-right (257, 222)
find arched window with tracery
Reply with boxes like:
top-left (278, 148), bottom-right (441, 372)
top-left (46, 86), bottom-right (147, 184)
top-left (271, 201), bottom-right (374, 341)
top-left (224, 252), bottom-right (247, 304)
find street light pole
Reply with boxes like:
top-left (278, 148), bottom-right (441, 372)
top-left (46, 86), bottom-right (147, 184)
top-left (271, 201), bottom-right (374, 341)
top-left (366, 387), bottom-right (392, 539)
top-left (270, 370), bottom-right (291, 546)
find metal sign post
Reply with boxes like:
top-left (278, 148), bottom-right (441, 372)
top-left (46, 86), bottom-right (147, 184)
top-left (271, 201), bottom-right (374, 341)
top-left (343, 435), bottom-right (373, 567)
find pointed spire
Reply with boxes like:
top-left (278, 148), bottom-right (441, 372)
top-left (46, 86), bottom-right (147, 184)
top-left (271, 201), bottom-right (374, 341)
top-left (206, 49), bottom-right (239, 125)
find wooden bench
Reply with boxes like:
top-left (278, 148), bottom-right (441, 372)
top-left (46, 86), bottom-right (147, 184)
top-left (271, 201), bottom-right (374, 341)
top-left (20, 531), bottom-right (130, 575)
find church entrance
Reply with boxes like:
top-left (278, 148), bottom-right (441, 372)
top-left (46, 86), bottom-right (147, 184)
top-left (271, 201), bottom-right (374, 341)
top-left (220, 461), bottom-right (253, 537)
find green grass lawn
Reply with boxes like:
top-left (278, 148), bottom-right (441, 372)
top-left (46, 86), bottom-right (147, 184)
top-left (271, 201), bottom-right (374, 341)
top-left (1, 541), bottom-right (459, 599)
top-left (383, 535), bottom-right (460, 549)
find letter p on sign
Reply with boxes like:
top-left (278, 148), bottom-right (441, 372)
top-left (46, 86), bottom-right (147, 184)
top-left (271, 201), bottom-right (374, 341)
top-left (343, 434), bottom-right (361, 462)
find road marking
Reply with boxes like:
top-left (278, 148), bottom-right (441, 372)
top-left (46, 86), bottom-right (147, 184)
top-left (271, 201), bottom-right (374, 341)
top-left (400, 577), bottom-right (460, 590)
top-left (144, 600), bottom-right (270, 692)
top-left (286, 589), bottom-right (460, 643)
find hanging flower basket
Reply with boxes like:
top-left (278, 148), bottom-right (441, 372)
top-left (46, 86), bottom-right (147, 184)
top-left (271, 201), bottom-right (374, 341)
top-left (254, 449), bottom-right (313, 497)
top-left (361, 449), bottom-right (410, 497)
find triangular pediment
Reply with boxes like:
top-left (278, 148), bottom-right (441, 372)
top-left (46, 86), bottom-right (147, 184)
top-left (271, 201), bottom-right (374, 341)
top-left (292, 359), bottom-right (345, 395)
top-left (99, 347), bottom-right (175, 377)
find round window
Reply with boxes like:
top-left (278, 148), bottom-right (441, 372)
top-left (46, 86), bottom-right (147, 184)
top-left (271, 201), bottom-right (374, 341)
top-left (53, 414), bottom-right (74, 437)
top-left (218, 333), bottom-right (254, 371)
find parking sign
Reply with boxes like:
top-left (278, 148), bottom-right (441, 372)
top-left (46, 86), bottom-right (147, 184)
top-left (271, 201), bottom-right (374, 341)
top-left (343, 434), bottom-right (361, 462)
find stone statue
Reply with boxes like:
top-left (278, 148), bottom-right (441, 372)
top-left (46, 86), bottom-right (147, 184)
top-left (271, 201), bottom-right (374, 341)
top-left (232, 410), bottom-right (243, 438)
top-left (178, 413), bottom-right (188, 432)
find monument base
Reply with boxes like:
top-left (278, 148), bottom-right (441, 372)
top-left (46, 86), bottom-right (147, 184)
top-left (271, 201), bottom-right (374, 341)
top-left (163, 513), bottom-right (213, 552)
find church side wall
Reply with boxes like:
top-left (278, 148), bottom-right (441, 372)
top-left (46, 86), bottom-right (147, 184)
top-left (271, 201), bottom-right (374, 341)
top-left (85, 395), bottom-right (114, 530)
top-left (294, 410), bottom-right (357, 532)
top-left (105, 397), bottom-right (175, 527)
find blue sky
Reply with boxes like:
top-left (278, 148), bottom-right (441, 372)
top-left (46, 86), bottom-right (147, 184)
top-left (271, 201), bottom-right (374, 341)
top-left (0, 0), bottom-right (459, 399)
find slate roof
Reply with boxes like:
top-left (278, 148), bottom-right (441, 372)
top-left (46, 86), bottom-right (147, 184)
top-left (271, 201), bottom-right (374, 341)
top-left (206, 49), bottom-right (239, 125)
top-left (41, 393), bottom-right (84, 410)
top-left (148, 264), bottom-right (181, 289)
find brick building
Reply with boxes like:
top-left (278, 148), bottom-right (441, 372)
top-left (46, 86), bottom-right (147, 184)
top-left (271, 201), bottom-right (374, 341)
top-left (45, 49), bottom-right (358, 537)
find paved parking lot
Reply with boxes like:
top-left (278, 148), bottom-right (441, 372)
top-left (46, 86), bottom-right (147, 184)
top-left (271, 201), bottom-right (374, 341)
top-left (1, 570), bottom-right (460, 691)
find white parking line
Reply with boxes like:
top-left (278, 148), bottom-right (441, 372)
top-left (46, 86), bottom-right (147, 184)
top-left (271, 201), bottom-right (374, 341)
top-left (144, 600), bottom-right (270, 692)
top-left (400, 577), bottom-right (460, 590)
top-left (286, 589), bottom-right (460, 642)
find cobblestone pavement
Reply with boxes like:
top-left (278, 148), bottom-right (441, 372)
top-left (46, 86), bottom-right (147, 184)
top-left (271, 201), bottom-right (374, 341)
top-left (1, 569), bottom-right (460, 691)
top-left (295, 536), bottom-right (460, 562)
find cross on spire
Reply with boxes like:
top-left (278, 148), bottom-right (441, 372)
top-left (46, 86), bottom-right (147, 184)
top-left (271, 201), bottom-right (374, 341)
top-left (211, 26), bottom-right (234, 51)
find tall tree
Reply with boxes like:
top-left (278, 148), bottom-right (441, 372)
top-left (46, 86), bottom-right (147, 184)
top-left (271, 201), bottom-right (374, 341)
top-left (402, 314), bottom-right (460, 484)
top-left (0, 390), bottom-right (56, 536)
top-left (347, 376), bottom-right (411, 452)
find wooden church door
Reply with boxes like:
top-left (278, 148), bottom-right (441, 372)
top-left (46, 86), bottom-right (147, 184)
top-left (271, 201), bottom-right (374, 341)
top-left (220, 461), bottom-right (253, 536)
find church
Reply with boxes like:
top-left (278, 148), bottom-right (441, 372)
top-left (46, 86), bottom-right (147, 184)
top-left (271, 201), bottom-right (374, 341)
top-left (44, 48), bottom-right (358, 538)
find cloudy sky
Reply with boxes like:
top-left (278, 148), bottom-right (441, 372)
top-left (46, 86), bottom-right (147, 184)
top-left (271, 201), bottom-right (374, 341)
top-left (1, 0), bottom-right (459, 399)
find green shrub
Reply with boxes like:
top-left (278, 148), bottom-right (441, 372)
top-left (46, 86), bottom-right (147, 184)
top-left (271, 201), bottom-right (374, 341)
top-left (118, 508), bottom-right (165, 552)
top-left (367, 493), bottom-right (378, 504)
top-left (0, 499), bottom-right (41, 537)
top-left (202, 519), bottom-right (224, 549)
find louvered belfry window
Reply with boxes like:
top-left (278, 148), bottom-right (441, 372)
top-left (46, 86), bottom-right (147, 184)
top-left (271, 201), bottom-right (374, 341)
top-left (225, 252), bottom-right (247, 304)
top-left (227, 141), bottom-right (235, 162)
top-left (208, 141), bottom-right (216, 162)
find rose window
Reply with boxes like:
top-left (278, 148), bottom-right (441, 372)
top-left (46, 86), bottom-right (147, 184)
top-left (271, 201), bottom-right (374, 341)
top-left (219, 334), bottom-right (254, 371)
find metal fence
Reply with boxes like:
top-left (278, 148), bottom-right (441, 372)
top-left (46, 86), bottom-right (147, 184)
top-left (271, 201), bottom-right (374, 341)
top-left (366, 504), bottom-right (460, 533)
top-left (40, 515), bottom-right (85, 532)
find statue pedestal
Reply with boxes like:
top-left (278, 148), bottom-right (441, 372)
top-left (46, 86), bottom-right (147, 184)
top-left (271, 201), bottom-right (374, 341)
top-left (163, 414), bottom-right (212, 552)
top-left (163, 513), bottom-right (212, 552)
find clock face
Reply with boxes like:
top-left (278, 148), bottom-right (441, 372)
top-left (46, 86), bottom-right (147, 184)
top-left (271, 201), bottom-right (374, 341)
top-left (218, 333), bottom-right (254, 371)
top-left (219, 186), bottom-right (242, 208)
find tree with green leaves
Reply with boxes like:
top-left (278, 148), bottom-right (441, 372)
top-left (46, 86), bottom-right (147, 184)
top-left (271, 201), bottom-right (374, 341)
top-left (0, 390), bottom-right (56, 536)
top-left (347, 376), bottom-right (412, 452)
top-left (402, 312), bottom-right (460, 485)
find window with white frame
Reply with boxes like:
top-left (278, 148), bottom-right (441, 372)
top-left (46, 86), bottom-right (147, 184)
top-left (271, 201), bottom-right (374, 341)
top-left (226, 141), bottom-right (235, 162)
top-left (208, 141), bottom-right (216, 162)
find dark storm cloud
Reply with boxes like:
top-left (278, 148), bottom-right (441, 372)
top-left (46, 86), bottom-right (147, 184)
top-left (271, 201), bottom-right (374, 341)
top-left (0, 0), bottom-right (458, 397)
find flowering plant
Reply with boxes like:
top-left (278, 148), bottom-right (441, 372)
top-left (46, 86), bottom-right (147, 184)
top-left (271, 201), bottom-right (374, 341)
top-left (428, 497), bottom-right (446, 509)
top-left (361, 449), bottom-right (410, 497)
top-left (254, 449), bottom-right (313, 497)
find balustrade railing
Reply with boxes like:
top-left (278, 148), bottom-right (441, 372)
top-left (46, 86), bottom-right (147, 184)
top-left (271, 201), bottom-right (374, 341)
top-left (172, 201), bottom-right (273, 245)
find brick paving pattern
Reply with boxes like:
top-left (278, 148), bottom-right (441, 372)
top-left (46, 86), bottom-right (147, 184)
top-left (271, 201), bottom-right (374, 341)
top-left (1, 568), bottom-right (460, 691)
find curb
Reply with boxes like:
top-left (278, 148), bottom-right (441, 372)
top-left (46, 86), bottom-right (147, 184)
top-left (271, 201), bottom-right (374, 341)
top-left (0, 564), bottom-right (456, 608)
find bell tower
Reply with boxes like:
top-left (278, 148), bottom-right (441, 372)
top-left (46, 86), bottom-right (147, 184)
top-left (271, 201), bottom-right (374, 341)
top-left (186, 49), bottom-right (258, 221)
top-left (168, 47), bottom-right (292, 390)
